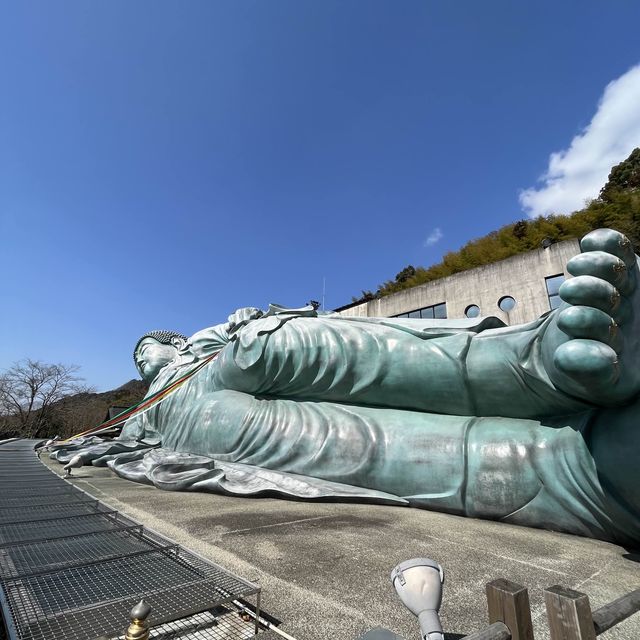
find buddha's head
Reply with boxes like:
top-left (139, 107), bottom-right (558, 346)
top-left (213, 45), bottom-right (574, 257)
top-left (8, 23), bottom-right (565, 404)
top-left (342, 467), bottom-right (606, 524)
top-left (133, 330), bottom-right (188, 382)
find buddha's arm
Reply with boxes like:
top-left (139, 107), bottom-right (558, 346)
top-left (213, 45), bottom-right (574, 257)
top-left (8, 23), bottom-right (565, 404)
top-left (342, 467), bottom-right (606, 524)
top-left (188, 307), bottom-right (264, 357)
top-left (211, 313), bottom-right (592, 419)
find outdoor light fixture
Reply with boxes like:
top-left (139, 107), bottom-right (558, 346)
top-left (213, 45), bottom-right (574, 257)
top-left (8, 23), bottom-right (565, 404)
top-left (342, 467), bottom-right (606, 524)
top-left (390, 558), bottom-right (444, 640)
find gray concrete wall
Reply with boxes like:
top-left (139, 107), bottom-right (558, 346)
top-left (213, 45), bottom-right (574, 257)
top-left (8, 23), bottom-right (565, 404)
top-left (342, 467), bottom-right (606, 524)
top-left (337, 238), bottom-right (581, 325)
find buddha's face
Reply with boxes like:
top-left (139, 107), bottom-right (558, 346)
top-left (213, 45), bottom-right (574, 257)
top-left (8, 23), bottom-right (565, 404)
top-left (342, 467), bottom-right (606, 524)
top-left (135, 338), bottom-right (178, 382)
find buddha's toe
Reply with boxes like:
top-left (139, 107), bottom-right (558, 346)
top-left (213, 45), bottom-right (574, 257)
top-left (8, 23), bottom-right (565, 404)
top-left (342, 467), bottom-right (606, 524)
top-left (551, 228), bottom-right (640, 405)
top-left (557, 306), bottom-right (622, 352)
top-left (553, 340), bottom-right (619, 388)
top-left (566, 250), bottom-right (634, 295)
top-left (580, 228), bottom-right (636, 267)
top-left (559, 276), bottom-right (630, 324)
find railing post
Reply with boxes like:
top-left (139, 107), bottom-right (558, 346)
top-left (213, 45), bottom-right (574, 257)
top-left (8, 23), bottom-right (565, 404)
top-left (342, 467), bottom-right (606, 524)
top-left (486, 578), bottom-right (534, 640)
top-left (544, 586), bottom-right (596, 640)
top-left (125, 599), bottom-right (152, 640)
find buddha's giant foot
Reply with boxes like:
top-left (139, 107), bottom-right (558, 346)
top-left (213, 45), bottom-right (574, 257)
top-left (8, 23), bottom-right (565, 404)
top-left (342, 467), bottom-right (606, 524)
top-left (547, 229), bottom-right (640, 406)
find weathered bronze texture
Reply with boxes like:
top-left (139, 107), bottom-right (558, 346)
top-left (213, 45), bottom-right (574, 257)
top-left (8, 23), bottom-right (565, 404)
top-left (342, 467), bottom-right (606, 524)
top-left (52, 228), bottom-right (640, 545)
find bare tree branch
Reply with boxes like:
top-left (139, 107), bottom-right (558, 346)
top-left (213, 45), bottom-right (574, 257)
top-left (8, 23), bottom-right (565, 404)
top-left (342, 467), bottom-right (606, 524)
top-left (0, 359), bottom-right (93, 438)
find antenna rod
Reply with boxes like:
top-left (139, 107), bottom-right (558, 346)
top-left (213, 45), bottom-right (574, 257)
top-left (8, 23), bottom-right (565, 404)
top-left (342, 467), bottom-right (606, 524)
top-left (322, 277), bottom-right (326, 311)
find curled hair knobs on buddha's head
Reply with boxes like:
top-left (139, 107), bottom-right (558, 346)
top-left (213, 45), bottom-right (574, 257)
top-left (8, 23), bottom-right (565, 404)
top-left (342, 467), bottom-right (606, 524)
top-left (133, 330), bottom-right (188, 363)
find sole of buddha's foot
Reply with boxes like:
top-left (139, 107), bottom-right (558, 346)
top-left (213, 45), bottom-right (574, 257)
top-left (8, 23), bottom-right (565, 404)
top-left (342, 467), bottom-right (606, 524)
top-left (551, 228), bottom-right (640, 405)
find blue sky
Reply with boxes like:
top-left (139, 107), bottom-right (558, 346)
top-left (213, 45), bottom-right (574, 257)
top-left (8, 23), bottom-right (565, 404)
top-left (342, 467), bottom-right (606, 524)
top-left (2, 1), bottom-right (640, 392)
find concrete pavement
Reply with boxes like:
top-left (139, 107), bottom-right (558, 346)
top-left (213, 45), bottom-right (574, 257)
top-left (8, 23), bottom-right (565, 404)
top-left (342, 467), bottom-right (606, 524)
top-left (42, 456), bottom-right (640, 640)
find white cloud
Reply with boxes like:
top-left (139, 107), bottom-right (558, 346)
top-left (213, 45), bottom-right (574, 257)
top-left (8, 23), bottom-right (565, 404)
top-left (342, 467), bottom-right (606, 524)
top-left (520, 64), bottom-right (640, 218)
top-left (424, 227), bottom-right (443, 246)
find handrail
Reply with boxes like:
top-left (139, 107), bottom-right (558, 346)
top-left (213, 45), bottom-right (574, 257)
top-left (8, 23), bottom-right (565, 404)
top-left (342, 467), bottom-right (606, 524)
top-left (592, 588), bottom-right (640, 635)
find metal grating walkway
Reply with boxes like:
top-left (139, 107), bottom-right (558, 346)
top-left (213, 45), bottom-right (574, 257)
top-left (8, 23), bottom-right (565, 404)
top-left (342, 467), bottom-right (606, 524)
top-left (0, 440), bottom-right (261, 640)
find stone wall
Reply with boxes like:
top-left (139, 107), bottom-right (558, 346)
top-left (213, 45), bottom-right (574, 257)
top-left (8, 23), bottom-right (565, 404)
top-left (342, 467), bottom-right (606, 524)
top-left (336, 238), bottom-right (581, 325)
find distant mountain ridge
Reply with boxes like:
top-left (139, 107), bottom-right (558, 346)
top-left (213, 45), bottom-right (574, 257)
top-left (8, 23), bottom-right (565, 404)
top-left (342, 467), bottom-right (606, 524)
top-left (0, 378), bottom-right (149, 440)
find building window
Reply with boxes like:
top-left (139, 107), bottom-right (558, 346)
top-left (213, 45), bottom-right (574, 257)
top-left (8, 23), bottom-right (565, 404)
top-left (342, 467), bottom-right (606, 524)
top-left (498, 296), bottom-right (516, 312)
top-left (545, 274), bottom-right (565, 310)
top-left (394, 302), bottom-right (447, 320)
top-left (465, 304), bottom-right (480, 318)
top-left (433, 303), bottom-right (447, 319)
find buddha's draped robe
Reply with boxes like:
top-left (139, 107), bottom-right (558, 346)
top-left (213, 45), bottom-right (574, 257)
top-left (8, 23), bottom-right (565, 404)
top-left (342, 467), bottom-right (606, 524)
top-left (114, 311), bottom-right (639, 545)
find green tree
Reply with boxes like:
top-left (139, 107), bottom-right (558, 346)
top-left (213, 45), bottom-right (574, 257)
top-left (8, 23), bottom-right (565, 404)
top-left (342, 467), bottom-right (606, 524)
top-left (395, 265), bottom-right (416, 283)
top-left (600, 148), bottom-right (640, 202)
top-left (513, 220), bottom-right (528, 240)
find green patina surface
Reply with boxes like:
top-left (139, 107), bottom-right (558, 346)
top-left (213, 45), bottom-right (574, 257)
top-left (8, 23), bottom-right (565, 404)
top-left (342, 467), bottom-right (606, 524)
top-left (55, 229), bottom-right (640, 545)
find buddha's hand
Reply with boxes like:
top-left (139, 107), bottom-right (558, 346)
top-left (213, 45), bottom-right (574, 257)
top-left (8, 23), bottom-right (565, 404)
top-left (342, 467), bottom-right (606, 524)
top-left (226, 307), bottom-right (264, 335)
top-left (551, 228), bottom-right (640, 406)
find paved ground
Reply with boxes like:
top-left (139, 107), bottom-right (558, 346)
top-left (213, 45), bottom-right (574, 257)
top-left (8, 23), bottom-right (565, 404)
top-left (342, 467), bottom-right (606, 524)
top-left (42, 456), bottom-right (640, 640)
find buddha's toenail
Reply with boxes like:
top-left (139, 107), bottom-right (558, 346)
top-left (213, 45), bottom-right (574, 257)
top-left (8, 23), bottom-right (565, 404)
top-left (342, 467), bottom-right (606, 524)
top-left (613, 260), bottom-right (626, 273)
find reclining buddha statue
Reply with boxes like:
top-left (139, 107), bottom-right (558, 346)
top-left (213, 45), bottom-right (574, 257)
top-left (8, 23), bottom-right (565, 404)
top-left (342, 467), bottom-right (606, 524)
top-left (52, 229), bottom-right (640, 546)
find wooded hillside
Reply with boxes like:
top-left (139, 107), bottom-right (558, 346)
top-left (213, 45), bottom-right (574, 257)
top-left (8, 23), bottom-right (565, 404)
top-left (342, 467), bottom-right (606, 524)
top-left (354, 148), bottom-right (640, 302)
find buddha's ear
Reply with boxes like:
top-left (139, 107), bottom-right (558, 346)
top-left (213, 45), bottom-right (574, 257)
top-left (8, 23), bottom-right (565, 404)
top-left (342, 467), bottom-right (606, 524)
top-left (170, 335), bottom-right (187, 351)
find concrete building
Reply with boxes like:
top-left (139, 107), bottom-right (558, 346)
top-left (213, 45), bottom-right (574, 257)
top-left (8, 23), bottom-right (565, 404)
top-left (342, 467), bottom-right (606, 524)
top-left (336, 238), bottom-right (581, 325)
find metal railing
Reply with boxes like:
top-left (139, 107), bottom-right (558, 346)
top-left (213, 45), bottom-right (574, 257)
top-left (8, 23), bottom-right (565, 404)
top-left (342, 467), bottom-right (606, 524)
top-left (0, 439), bottom-right (262, 640)
top-left (462, 578), bottom-right (640, 640)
